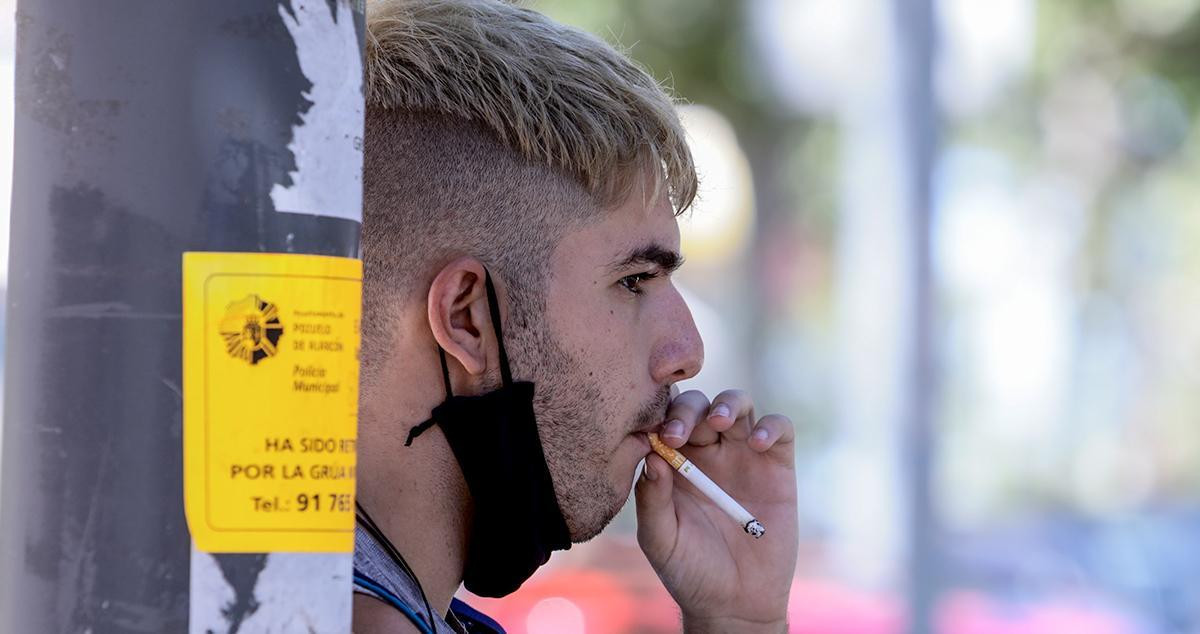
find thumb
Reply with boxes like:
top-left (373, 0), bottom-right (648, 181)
top-left (634, 453), bottom-right (678, 560)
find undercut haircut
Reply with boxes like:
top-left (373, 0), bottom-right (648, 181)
top-left (362, 0), bottom-right (697, 382)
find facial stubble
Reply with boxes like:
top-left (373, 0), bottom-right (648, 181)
top-left (508, 309), bottom-right (670, 542)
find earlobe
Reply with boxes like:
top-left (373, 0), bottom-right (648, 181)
top-left (427, 258), bottom-right (492, 377)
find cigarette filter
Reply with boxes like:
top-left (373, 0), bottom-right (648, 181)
top-left (647, 433), bottom-right (765, 538)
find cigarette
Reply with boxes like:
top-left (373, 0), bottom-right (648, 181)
top-left (647, 433), bottom-right (765, 538)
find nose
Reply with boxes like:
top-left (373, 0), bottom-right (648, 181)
top-left (649, 286), bottom-right (704, 385)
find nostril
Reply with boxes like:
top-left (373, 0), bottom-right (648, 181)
top-left (672, 349), bottom-right (703, 382)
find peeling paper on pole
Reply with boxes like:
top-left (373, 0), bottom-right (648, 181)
top-left (270, 0), bottom-right (364, 223)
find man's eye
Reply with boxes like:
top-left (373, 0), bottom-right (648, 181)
top-left (618, 272), bottom-right (658, 295)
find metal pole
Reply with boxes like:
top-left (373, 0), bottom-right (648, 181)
top-left (0, 1), bottom-right (364, 632)
top-left (892, 0), bottom-right (939, 631)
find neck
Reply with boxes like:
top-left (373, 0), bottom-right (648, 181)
top-left (357, 366), bottom-right (471, 617)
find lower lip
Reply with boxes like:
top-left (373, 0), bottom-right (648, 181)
top-left (631, 431), bottom-right (651, 452)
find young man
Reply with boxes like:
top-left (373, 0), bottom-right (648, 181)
top-left (355, 1), bottom-right (799, 632)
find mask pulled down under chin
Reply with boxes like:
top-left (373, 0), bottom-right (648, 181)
top-left (427, 380), bottom-right (571, 597)
top-left (405, 269), bottom-right (571, 598)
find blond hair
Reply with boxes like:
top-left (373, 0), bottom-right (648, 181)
top-left (366, 0), bottom-right (696, 211)
top-left (361, 0), bottom-right (696, 380)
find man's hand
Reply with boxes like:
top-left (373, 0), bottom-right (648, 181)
top-left (634, 389), bottom-right (798, 634)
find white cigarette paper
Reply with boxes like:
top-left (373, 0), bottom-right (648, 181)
top-left (647, 433), bottom-right (766, 538)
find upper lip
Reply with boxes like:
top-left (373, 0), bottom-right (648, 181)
top-left (631, 389), bottom-right (672, 435)
top-left (633, 411), bottom-right (668, 434)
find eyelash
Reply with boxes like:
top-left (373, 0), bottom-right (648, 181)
top-left (618, 271), bottom-right (660, 295)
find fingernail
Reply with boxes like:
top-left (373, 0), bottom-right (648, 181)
top-left (664, 420), bottom-right (684, 439)
top-left (643, 462), bottom-right (657, 481)
top-left (711, 404), bottom-right (731, 419)
top-left (753, 428), bottom-right (769, 441)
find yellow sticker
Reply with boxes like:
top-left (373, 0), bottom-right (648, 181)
top-left (183, 252), bottom-right (361, 553)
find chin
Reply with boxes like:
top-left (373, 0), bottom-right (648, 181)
top-left (563, 472), bottom-right (634, 543)
top-left (559, 435), bottom-right (652, 543)
top-left (565, 496), bottom-right (623, 543)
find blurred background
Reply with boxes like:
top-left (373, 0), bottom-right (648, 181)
top-left (2, 0), bottom-right (1200, 632)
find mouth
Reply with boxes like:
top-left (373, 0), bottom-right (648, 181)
top-left (628, 419), bottom-right (664, 454)
top-left (631, 389), bottom-right (671, 433)
top-left (624, 388), bottom-right (671, 454)
top-left (633, 419), bottom-right (665, 434)
top-left (631, 430), bottom-right (652, 452)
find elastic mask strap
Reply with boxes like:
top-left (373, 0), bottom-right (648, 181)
top-left (437, 344), bottom-right (453, 396)
top-left (406, 269), bottom-right (511, 446)
top-left (404, 347), bottom-right (452, 447)
top-left (405, 417), bottom-right (436, 447)
top-left (483, 270), bottom-right (513, 388)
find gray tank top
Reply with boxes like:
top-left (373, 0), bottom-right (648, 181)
top-left (354, 524), bottom-right (468, 634)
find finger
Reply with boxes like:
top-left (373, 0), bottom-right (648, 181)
top-left (706, 389), bottom-right (755, 441)
top-left (660, 389), bottom-right (712, 448)
top-left (749, 413), bottom-right (795, 457)
top-left (634, 454), bottom-right (678, 559)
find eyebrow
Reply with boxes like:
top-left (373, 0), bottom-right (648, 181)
top-left (606, 243), bottom-right (685, 275)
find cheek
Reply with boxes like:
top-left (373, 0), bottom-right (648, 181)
top-left (546, 283), bottom-right (649, 414)
top-left (551, 293), bottom-right (630, 372)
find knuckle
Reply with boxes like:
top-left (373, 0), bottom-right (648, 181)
top-left (761, 413), bottom-right (791, 427)
top-left (715, 388), bottom-right (750, 408)
top-left (714, 387), bottom-right (740, 400)
top-left (670, 390), bottom-right (709, 414)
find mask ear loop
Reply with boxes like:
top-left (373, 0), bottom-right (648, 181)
top-left (404, 335), bottom-right (454, 447)
top-left (405, 268), bottom-right (509, 447)
top-left (482, 269), bottom-right (513, 388)
top-left (437, 345), bottom-right (453, 397)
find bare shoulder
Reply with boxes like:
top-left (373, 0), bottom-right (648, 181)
top-left (353, 593), bottom-right (425, 634)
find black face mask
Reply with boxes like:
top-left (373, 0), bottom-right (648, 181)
top-left (404, 270), bottom-right (571, 598)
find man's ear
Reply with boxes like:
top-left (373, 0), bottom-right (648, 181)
top-left (427, 257), bottom-right (495, 378)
